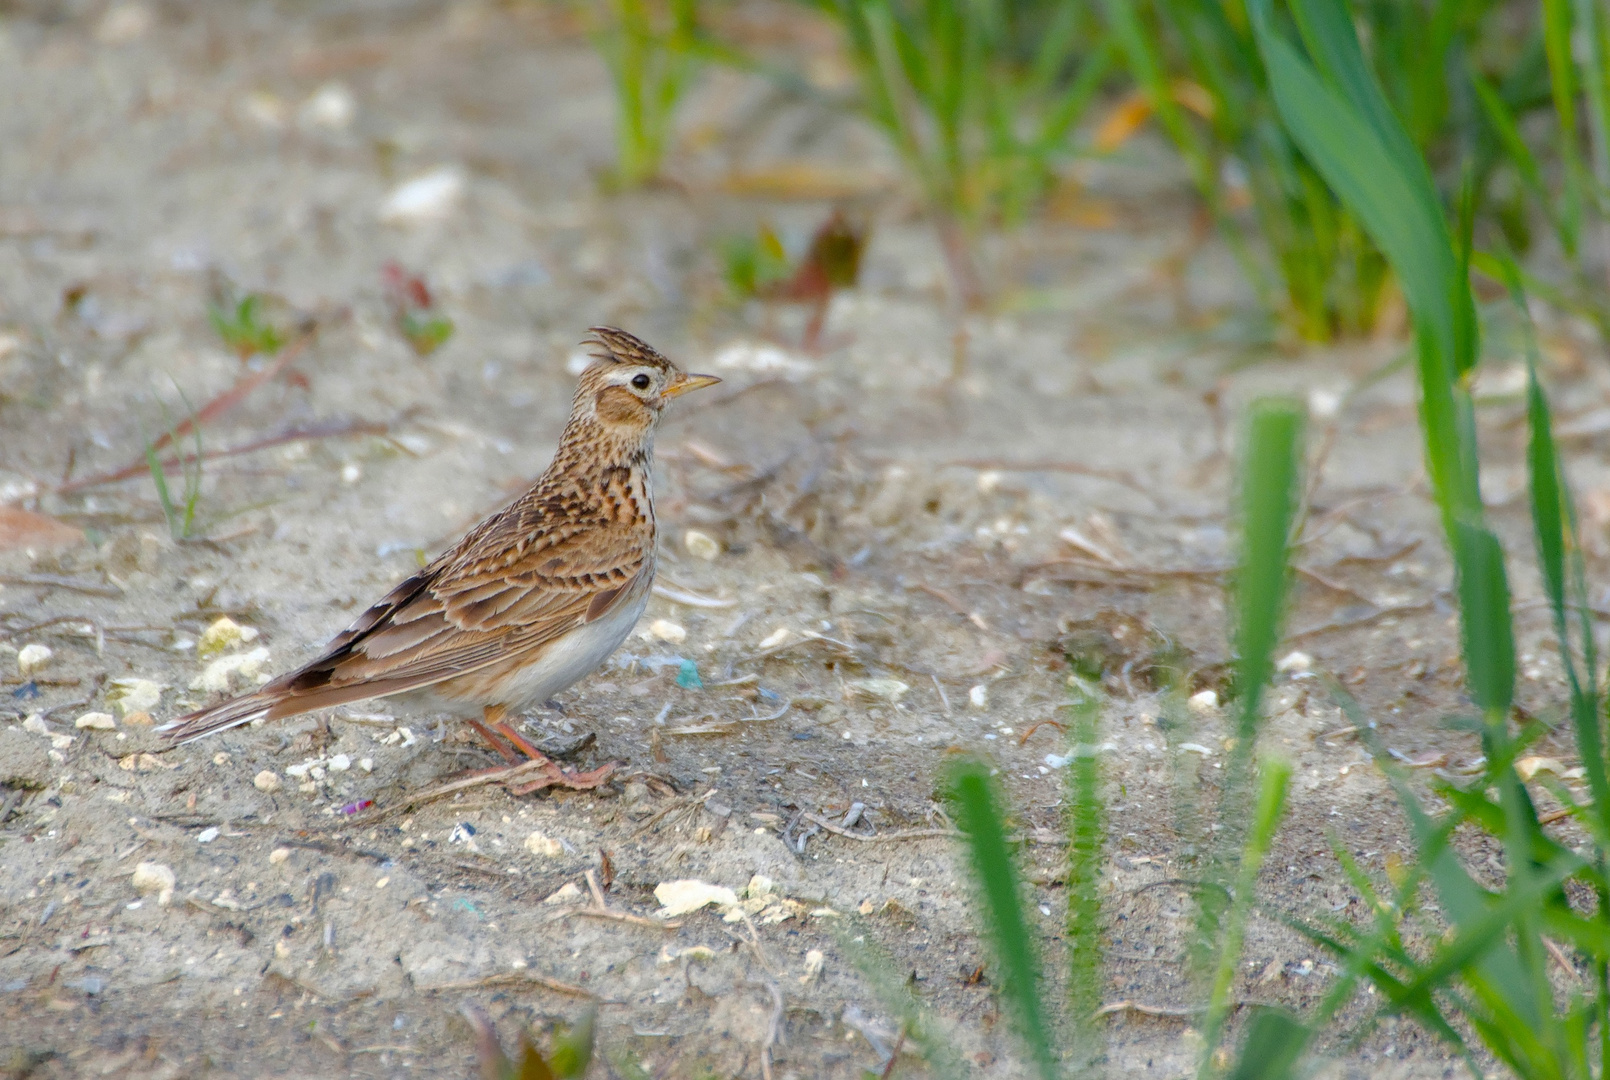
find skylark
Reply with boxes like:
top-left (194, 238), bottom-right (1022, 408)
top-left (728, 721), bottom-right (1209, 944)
top-left (158, 327), bottom-right (720, 791)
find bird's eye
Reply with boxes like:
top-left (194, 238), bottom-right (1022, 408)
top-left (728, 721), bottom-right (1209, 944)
top-left (631, 373), bottom-right (651, 390)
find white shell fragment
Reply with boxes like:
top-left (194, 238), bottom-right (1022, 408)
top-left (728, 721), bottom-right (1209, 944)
top-left (654, 879), bottom-right (739, 917)
top-left (131, 862), bottom-right (175, 906)
top-left (758, 628), bottom-right (791, 650)
top-left (850, 678), bottom-right (909, 703)
top-left (682, 529), bottom-right (721, 561)
top-left (379, 167), bottom-right (465, 224)
top-left (190, 647), bottom-right (271, 692)
top-left (524, 831), bottom-right (563, 858)
top-left (16, 643), bottom-right (52, 677)
top-left (106, 678), bottom-right (164, 716)
top-left (74, 712), bottom-right (116, 731)
top-left (197, 616), bottom-right (258, 659)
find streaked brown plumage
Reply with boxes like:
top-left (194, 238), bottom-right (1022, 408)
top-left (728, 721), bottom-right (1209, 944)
top-left (159, 328), bottom-right (719, 790)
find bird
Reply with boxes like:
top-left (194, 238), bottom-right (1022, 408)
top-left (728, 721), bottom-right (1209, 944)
top-left (157, 327), bottom-right (720, 792)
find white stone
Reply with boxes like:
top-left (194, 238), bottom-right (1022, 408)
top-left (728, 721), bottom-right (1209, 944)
top-left (524, 831), bottom-right (563, 858)
top-left (645, 619), bottom-right (686, 644)
top-left (969, 684), bottom-right (989, 710)
top-left (254, 770), bottom-right (281, 793)
top-left (542, 882), bottom-right (583, 905)
top-left (106, 678), bottom-right (164, 716)
top-left (1188, 689), bottom-right (1219, 713)
top-left (74, 712), bottom-right (116, 731)
top-left (16, 643), bottom-right (52, 677)
top-left (132, 862), bottom-right (175, 906)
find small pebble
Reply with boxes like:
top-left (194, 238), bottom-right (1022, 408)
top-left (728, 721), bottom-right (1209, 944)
top-left (340, 463), bottom-right (362, 484)
top-left (1275, 650), bottom-right (1313, 674)
top-left (800, 949), bottom-right (825, 984)
top-left (758, 627), bottom-right (790, 650)
top-left (299, 82), bottom-right (355, 130)
top-left (524, 831), bottom-right (563, 858)
top-left (969, 684), bottom-right (989, 710)
top-left (851, 678), bottom-right (909, 703)
top-left (358, 757), bottom-right (373, 773)
top-left (328, 753), bottom-right (351, 772)
top-left (196, 827), bottom-right (219, 844)
top-left (107, 678), bottom-right (164, 716)
top-left (682, 529), bottom-right (720, 561)
top-left (254, 770), bottom-right (281, 793)
top-left (21, 714), bottom-right (49, 736)
top-left (645, 619), bottom-right (686, 644)
top-left (542, 882), bottom-right (583, 905)
top-left (74, 712), bottom-right (116, 731)
top-left (1188, 689), bottom-right (1219, 713)
top-left (268, 847), bottom-right (291, 865)
top-left (379, 167), bottom-right (465, 224)
top-left (131, 862), bottom-right (175, 906)
top-left (212, 752), bottom-right (230, 765)
top-left (16, 644), bottom-right (51, 677)
top-left (197, 616), bottom-right (258, 659)
top-left (122, 711), bottom-right (154, 726)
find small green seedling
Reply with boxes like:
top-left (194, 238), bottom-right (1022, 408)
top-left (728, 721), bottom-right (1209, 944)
top-left (143, 394), bottom-right (205, 542)
top-left (208, 294), bottom-right (285, 362)
top-left (382, 261), bottom-right (455, 356)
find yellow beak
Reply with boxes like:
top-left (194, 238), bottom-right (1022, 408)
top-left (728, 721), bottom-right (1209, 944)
top-left (660, 372), bottom-right (722, 399)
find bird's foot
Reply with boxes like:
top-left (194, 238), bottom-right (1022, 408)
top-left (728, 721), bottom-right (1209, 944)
top-left (467, 710), bottom-right (616, 794)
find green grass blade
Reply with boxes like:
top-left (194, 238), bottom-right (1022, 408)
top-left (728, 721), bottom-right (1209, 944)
top-left (1065, 693), bottom-right (1105, 1057)
top-left (1226, 1008), bottom-right (1308, 1080)
top-left (948, 761), bottom-right (1057, 1080)
top-left (144, 438), bottom-right (178, 540)
top-left (1232, 398), bottom-right (1304, 746)
top-left (1451, 520), bottom-right (1514, 716)
top-left (1199, 758), bottom-right (1292, 1078)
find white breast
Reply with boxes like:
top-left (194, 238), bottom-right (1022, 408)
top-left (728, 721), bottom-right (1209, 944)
top-left (484, 576), bottom-right (653, 714)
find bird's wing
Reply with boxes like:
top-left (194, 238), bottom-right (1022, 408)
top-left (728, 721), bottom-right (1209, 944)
top-left (160, 484), bottom-right (649, 741)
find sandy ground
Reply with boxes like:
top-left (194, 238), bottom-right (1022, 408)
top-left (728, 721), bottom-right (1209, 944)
top-left (2, 2), bottom-right (1609, 1077)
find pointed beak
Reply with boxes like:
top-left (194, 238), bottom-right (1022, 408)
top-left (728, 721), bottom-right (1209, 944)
top-left (660, 372), bottom-right (722, 399)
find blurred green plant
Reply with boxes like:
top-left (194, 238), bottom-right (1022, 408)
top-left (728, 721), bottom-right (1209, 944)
top-left (840, 395), bottom-right (1305, 1079)
top-left (1103, 0), bottom-right (1610, 344)
top-left (590, 0), bottom-right (706, 188)
top-left (466, 1004), bottom-right (594, 1080)
top-left (804, 0), bottom-right (1115, 306)
top-left (144, 394), bottom-right (205, 542)
top-left (721, 222), bottom-right (792, 301)
top-left (208, 293), bottom-right (286, 362)
top-left (382, 261), bottom-right (455, 357)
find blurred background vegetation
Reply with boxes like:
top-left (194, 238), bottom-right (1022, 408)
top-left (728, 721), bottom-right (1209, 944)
top-left (581, 0), bottom-right (1610, 345)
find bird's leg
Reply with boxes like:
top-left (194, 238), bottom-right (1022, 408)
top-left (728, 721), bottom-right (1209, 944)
top-left (466, 706), bottom-right (521, 764)
top-left (472, 705), bottom-right (620, 795)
